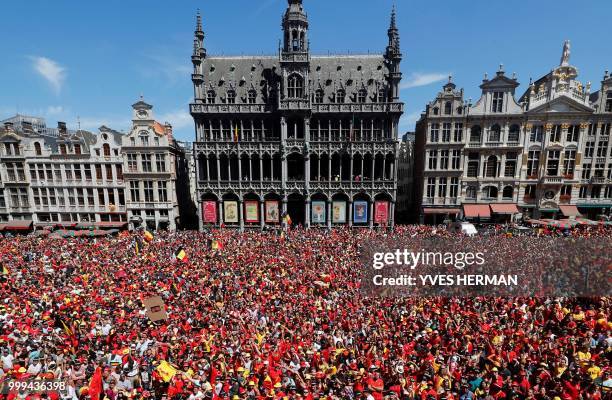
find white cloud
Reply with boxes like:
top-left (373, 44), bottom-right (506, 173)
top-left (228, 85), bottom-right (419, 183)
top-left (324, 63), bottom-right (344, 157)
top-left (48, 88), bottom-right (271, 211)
top-left (46, 105), bottom-right (64, 115)
top-left (31, 56), bottom-right (66, 94)
top-left (401, 72), bottom-right (448, 89)
top-left (158, 109), bottom-right (192, 130)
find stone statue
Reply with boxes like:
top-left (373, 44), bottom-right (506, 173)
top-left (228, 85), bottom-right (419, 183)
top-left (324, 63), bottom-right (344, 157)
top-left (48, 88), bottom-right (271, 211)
top-left (560, 40), bottom-right (570, 66)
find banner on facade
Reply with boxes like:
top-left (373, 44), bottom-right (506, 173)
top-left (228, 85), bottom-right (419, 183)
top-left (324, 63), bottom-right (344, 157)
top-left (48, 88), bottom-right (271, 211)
top-left (332, 201), bottom-right (346, 223)
top-left (244, 201), bottom-right (259, 223)
top-left (265, 200), bottom-right (279, 223)
top-left (353, 201), bottom-right (368, 224)
top-left (374, 201), bottom-right (389, 225)
top-left (224, 201), bottom-right (239, 223)
top-left (202, 201), bottom-right (217, 224)
top-left (311, 201), bottom-right (326, 224)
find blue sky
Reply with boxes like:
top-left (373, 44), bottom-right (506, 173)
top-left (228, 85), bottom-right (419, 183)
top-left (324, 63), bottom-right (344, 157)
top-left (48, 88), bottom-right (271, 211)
top-left (0, 0), bottom-right (610, 141)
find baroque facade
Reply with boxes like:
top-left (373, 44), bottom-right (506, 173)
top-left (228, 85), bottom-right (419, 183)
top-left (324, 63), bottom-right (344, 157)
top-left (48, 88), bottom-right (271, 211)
top-left (122, 99), bottom-right (193, 231)
top-left (415, 41), bottom-right (612, 223)
top-left (0, 120), bottom-right (128, 227)
top-left (191, 0), bottom-right (403, 229)
top-left (0, 100), bottom-right (194, 231)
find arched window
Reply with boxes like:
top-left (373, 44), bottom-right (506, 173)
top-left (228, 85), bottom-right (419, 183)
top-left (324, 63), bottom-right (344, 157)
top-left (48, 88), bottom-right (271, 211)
top-left (456, 106), bottom-right (463, 115)
top-left (483, 186), bottom-right (498, 199)
top-left (248, 89), bottom-right (257, 104)
top-left (207, 90), bottom-right (216, 103)
top-left (470, 125), bottom-right (481, 143)
top-left (466, 186), bottom-right (477, 199)
top-left (314, 89), bottom-right (324, 103)
top-left (484, 155), bottom-right (498, 178)
top-left (34, 142), bottom-right (42, 156)
top-left (488, 124), bottom-right (501, 142)
top-left (103, 143), bottom-right (111, 157)
top-left (74, 143), bottom-right (81, 155)
top-left (292, 30), bottom-right (299, 51)
top-left (336, 89), bottom-right (346, 103)
top-left (433, 107), bottom-right (439, 115)
top-left (502, 186), bottom-right (514, 199)
top-left (226, 90), bottom-right (236, 104)
top-left (287, 74), bottom-right (304, 98)
top-left (378, 89), bottom-right (386, 103)
top-left (444, 101), bottom-right (452, 115)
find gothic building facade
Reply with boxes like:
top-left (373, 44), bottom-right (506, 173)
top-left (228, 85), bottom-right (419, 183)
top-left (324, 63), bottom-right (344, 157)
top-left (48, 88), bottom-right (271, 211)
top-left (191, 0), bottom-right (403, 229)
top-left (415, 42), bottom-right (612, 223)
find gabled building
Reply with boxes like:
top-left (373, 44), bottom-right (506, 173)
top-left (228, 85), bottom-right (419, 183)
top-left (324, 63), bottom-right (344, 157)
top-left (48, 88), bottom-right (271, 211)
top-left (190, 0), bottom-right (403, 229)
top-left (415, 41), bottom-right (612, 223)
top-left (122, 99), bottom-right (192, 231)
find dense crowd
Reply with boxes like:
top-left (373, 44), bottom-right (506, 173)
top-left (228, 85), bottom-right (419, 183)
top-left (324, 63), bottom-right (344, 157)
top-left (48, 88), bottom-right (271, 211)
top-left (0, 225), bottom-right (610, 400)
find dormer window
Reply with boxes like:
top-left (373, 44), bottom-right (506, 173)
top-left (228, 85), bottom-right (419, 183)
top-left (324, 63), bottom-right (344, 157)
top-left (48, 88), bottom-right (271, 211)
top-left (314, 89), bottom-right (324, 104)
top-left (227, 90), bottom-right (236, 104)
top-left (336, 89), bottom-right (346, 103)
top-left (34, 142), bottom-right (42, 156)
top-left (248, 89), bottom-right (257, 104)
top-left (207, 90), bottom-right (216, 103)
top-left (59, 144), bottom-right (67, 155)
top-left (432, 107), bottom-right (439, 115)
top-left (357, 89), bottom-right (367, 103)
top-left (606, 91), bottom-right (612, 112)
top-left (287, 74), bottom-right (304, 98)
top-left (492, 91), bottom-right (504, 112)
top-left (74, 143), bottom-right (81, 155)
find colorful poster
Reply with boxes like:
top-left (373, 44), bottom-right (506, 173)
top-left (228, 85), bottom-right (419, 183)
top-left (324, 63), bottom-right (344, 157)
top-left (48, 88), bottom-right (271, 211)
top-left (332, 201), bottom-right (346, 223)
top-left (353, 201), bottom-right (368, 224)
top-left (244, 201), bottom-right (259, 223)
top-left (311, 201), bottom-right (326, 224)
top-left (202, 201), bottom-right (217, 224)
top-left (224, 201), bottom-right (238, 223)
top-left (265, 200), bottom-right (279, 223)
top-left (374, 201), bottom-right (389, 225)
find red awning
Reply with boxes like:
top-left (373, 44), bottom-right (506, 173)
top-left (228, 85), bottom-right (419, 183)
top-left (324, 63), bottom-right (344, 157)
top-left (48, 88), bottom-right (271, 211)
top-left (559, 205), bottom-right (580, 217)
top-left (95, 221), bottom-right (128, 229)
top-left (490, 203), bottom-right (519, 214)
top-left (463, 204), bottom-right (491, 218)
top-left (4, 220), bottom-right (33, 230)
top-left (423, 208), bottom-right (460, 215)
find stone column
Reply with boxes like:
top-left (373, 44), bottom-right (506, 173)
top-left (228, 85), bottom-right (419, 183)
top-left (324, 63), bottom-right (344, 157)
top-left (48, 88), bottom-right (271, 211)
top-left (305, 199), bottom-right (311, 228)
top-left (348, 200), bottom-right (353, 227)
top-left (327, 200), bottom-right (332, 229)
top-left (216, 156), bottom-right (221, 183)
top-left (218, 199), bottom-right (224, 227)
top-left (239, 200), bottom-right (244, 231)
top-left (369, 201), bottom-right (374, 229)
top-left (260, 201), bottom-right (265, 230)
top-left (390, 201), bottom-right (395, 230)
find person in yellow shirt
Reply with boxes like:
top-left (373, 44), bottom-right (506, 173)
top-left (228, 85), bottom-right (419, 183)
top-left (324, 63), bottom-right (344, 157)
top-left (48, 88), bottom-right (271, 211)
top-left (576, 346), bottom-right (591, 368)
top-left (587, 360), bottom-right (601, 381)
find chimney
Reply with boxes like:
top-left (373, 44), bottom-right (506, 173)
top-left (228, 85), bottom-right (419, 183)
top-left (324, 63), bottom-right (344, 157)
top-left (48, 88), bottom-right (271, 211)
top-left (164, 122), bottom-right (173, 141)
top-left (3, 122), bottom-right (14, 132)
top-left (58, 121), bottom-right (67, 136)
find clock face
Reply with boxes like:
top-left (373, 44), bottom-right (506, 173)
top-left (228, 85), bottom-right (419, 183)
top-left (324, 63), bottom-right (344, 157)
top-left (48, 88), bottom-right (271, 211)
top-left (544, 190), bottom-right (555, 200)
top-left (137, 110), bottom-right (148, 119)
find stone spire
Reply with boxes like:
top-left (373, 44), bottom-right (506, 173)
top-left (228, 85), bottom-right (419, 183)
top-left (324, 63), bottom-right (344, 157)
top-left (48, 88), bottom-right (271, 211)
top-left (386, 5), bottom-right (400, 57)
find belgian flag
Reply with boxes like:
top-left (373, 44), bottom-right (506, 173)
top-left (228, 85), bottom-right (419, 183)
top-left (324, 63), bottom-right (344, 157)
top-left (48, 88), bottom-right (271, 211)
top-left (211, 240), bottom-right (222, 250)
top-left (175, 247), bottom-right (187, 262)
